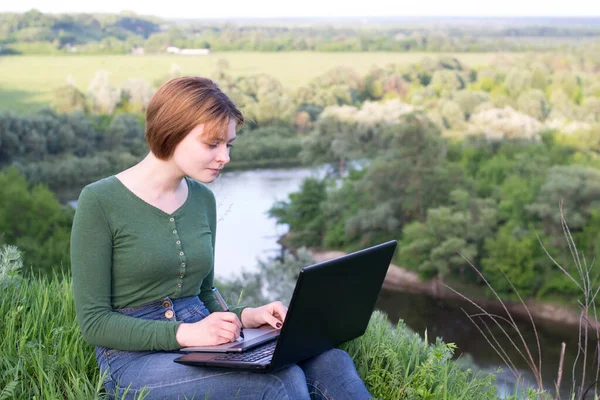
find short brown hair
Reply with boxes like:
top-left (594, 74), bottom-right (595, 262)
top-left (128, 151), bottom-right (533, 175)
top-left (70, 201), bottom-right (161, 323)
top-left (145, 76), bottom-right (244, 160)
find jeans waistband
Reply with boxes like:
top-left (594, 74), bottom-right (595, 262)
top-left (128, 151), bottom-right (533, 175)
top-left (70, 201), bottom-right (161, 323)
top-left (114, 295), bottom-right (207, 320)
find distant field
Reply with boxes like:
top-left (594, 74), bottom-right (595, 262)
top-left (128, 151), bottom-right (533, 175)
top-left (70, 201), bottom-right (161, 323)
top-left (0, 52), bottom-right (516, 113)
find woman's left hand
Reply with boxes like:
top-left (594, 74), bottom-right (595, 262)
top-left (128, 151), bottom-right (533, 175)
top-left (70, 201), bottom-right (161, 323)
top-left (240, 301), bottom-right (288, 329)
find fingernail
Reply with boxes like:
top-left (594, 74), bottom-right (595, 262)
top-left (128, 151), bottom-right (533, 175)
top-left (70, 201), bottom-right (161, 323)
top-left (276, 322), bottom-right (282, 328)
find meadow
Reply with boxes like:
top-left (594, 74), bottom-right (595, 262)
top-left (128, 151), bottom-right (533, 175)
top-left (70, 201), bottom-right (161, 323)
top-left (0, 51), bottom-right (515, 113)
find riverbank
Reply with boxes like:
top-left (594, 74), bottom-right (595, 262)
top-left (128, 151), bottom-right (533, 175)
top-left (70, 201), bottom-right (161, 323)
top-left (310, 250), bottom-right (598, 331)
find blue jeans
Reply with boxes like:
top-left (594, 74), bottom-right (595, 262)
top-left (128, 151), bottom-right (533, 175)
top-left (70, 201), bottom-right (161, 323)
top-left (96, 296), bottom-right (372, 399)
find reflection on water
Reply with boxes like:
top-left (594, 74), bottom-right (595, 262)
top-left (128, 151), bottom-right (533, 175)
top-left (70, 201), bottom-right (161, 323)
top-left (209, 166), bottom-right (326, 279)
top-left (375, 288), bottom-right (599, 398)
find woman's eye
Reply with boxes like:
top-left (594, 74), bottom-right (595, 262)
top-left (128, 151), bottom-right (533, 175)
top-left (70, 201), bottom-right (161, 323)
top-left (227, 144), bottom-right (234, 149)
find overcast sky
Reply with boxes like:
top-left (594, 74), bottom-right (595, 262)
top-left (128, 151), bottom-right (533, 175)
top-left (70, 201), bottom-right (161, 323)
top-left (2, 0), bottom-right (599, 19)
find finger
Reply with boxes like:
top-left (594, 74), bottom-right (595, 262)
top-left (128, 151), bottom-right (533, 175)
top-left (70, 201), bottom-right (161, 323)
top-left (218, 326), bottom-right (239, 342)
top-left (219, 312), bottom-right (243, 329)
top-left (272, 302), bottom-right (288, 322)
top-left (219, 320), bottom-right (241, 337)
top-left (264, 312), bottom-right (284, 329)
top-left (216, 332), bottom-right (234, 344)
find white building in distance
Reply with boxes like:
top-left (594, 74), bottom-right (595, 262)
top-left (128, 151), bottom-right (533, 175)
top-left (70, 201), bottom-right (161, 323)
top-left (166, 47), bottom-right (210, 55)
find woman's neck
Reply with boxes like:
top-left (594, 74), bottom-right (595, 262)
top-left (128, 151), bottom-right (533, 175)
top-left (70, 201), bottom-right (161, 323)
top-left (116, 153), bottom-right (186, 200)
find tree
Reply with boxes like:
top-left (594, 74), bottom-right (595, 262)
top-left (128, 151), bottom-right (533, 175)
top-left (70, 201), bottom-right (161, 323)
top-left (548, 89), bottom-right (576, 120)
top-left (103, 113), bottom-right (145, 154)
top-left (468, 106), bottom-right (543, 141)
top-left (398, 189), bottom-right (498, 281)
top-left (227, 74), bottom-right (295, 126)
top-left (429, 70), bottom-right (464, 95)
top-left (481, 222), bottom-right (545, 297)
top-left (269, 178), bottom-right (327, 247)
top-left (504, 69), bottom-right (533, 97)
top-left (517, 89), bottom-right (550, 121)
top-left (582, 97), bottom-right (600, 122)
top-left (300, 100), bottom-right (415, 175)
top-left (87, 69), bottom-right (119, 114)
top-left (309, 66), bottom-right (364, 93)
top-left (0, 168), bottom-right (73, 275)
top-left (530, 63), bottom-right (550, 91)
top-left (549, 71), bottom-right (581, 103)
top-left (452, 90), bottom-right (489, 120)
top-left (300, 109), bottom-right (357, 174)
top-left (439, 100), bottom-right (466, 130)
top-left (407, 86), bottom-right (438, 107)
top-left (471, 68), bottom-right (499, 92)
top-left (344, 113), bottom-right (465, 243)
top-left (527, 165), bottom-right (600, 238)
top-left (52, 84), bottom-right (88, 113)
top-left (120, 78), bottom-right (154, 113)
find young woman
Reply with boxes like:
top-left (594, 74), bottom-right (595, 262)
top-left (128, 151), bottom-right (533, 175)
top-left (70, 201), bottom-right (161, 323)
top-left (71, 76), bottom-right (372, 399)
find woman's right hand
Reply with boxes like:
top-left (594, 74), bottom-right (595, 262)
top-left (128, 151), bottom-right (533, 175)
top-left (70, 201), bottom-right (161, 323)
top-left (176, 312), bottom-right (242, 347)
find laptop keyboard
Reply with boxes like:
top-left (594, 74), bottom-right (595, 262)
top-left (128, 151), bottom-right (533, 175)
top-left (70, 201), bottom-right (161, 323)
top-left (214, 340), bottom-right (276, 363)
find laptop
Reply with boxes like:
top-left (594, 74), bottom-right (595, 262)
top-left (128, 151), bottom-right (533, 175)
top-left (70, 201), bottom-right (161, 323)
top-left (173, 240), bottom-right (397, 372)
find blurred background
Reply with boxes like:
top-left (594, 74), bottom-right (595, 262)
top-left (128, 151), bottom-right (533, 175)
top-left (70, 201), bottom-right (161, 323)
top-left (1, 1), bottom-right (600, 397)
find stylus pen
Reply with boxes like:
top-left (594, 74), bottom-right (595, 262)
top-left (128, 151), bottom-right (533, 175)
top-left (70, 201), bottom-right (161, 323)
top-left (211, 286), bottom-right (244, 339)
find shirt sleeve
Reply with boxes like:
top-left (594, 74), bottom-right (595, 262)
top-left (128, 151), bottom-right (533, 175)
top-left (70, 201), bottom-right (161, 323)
top-left (71, 187), bottom-right (182, 351)
top-left (198, 187), bottom-right (247, 321)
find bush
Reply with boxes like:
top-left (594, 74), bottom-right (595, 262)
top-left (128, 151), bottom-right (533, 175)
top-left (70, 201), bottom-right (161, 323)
top-left (0, 168), bottom-right (73, 276)
top-left (340, 312), bottom-right (502, 399)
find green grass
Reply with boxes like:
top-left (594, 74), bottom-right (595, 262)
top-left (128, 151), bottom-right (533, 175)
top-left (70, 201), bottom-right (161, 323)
top-left (0, 271), bottom-right (541, 400)
top-left (0, 52), bottom-right (515, 113)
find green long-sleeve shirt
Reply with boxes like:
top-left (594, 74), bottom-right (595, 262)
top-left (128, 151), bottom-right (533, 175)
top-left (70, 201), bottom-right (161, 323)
top-left (70, 176), bottom-right (245, 351)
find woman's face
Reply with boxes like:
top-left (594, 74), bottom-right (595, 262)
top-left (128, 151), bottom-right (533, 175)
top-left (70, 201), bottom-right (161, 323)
top-left (171, 119), bottom-right (237, 183)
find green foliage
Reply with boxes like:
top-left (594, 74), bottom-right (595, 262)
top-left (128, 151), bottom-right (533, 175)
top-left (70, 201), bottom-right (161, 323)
top-left (430, 70), bottom-right (465, 94)
top-left (0, 168), bottom-right (73, 276)
top-left (0, 244), bottom-right (23, 289)
top-left (274, 105), bottom-right (600, 302)
top-left (347, 113), bottom-right (464, 241)
top-left (481, 223), bottom-right (546, 297)
top-left (340, 312), bottom-right (501, 399)
top-left (321, 169), bottom-right (370, 248)
top-left (227, 74), bottom-right (296, 126)
top-left (103, 112), bottom-right (146, 155)
top-left (0, 272), bottom-right (154, 399)
top-left (527, 165), bottom-right (600, 232)
top-left (517, 89), bottom-right (550, 120)
top-left (504, 69), bottom-right (533, 97)
top-left (398, 190), bottom-right (498, 281)
top-left (52, 84), bottom-right (88, 114)
top-left (0, 109), bottom-right (104, 165)
top-left (228, 125), bottom-right (302, 169)
top-left (269, 177), bottom-right (327, 247)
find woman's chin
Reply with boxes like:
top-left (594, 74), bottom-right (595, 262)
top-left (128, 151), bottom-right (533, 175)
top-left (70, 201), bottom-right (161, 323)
top-left (189, 170), bottom-right (220, 184)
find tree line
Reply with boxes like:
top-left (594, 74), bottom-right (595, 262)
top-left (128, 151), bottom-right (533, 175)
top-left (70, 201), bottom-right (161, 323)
top-left (5, 50), bottom-right (598, 196)
top-left (1, 50), bottom-right (600, 281)
top-left (2, 10), bottom-right (600, 54)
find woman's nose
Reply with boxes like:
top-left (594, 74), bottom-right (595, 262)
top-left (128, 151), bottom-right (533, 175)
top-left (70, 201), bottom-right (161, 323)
top-left (216, 145), bottom-right (230, 164)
